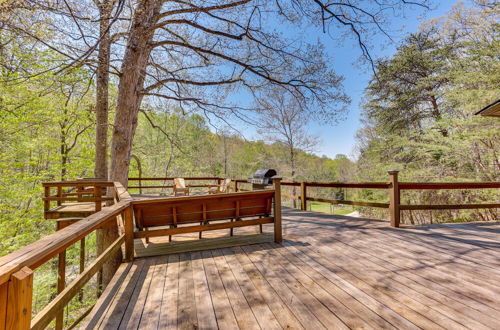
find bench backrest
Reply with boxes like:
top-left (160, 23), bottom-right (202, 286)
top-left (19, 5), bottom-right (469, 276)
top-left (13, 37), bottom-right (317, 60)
top-left (174, 177), bottom-right (187, 189)
top-left (220, 178), bottom-right (232, 193)
top-left (133, 190), bottom-right (274, 229)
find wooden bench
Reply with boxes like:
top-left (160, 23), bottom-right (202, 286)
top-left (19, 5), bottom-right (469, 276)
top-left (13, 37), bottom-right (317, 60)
top-left (132, 188), bottom-right (282, 243)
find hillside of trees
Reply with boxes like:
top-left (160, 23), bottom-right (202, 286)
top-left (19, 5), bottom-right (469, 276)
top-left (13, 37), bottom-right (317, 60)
top-left (355, 2), bottom-right (499, 224)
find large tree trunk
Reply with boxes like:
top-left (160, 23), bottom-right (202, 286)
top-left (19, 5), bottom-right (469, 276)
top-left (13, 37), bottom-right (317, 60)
top-left (94, 0), bottom-right (113, 180)
top-left (100, 0), bottom-right (162, 287)
top-left (93, 0), bottom-right (172, 287)
top-left (95, 0), bottom-right (115, 291)
top-left (109, 0), bottom-right (162, 187)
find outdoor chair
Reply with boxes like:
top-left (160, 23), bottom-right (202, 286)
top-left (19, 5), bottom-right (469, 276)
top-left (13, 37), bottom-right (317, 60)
top-left (208, 178), bottom-right (232, 194)
top-left (173, 178), bottom-right (190, 196)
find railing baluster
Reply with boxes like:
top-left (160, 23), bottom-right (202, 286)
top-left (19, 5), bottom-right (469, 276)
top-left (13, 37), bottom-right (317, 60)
top-left (79, 238), bottom-right (85, 302)
top-left (57, 186), bottom-right (62, 206)
top-left (273, 177), bottom-right (283, 243)
top-left (388, 170), bottom-right (401, 228)
top-left (94, 185), bottom-right (102, 212)
top-left (44, 186), bottom-right (50, 213)
top-left (300, 182), bottom-right (307, 211)
top-left (56, 250), bottom-right (66, 330)
top-left (200, 203), bottom-right (207, 239)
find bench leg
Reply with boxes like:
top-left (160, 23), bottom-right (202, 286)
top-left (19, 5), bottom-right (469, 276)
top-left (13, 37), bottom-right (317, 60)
top-left (230, 219), bottom-right (234, 236)
top-left (199, 222), bottom-right (203, 239)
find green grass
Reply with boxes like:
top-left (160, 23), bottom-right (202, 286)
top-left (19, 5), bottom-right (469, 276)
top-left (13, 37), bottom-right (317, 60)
top-left (308, 201), bottom-right (353, 215)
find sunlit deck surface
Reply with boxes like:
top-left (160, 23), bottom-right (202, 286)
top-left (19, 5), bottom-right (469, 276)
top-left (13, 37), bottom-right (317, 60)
top-left (82, 209), bottom-right (500, 329)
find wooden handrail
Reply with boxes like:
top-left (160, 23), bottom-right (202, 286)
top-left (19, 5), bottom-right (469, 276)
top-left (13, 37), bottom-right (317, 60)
top-left (42, 196), bottom-right (114, 202)
top-left (399, 182), bottom-right (500, 190)
top-left (42, 181), bottom-right (114, 187)
top-left (400, 203), bottom-right (500, 210)
top-left (282, 181), bottom-right (390, 189)
top-left (128, 184), bottom-right (218, 189)
top-left (0, 201), bottom-right (129, 286)
top-left (276, 171), bottom-right (499, 228)
top-left (128, 177), bottom-right (224, 181)
top-left (0, 181), bottom-right (132, 330)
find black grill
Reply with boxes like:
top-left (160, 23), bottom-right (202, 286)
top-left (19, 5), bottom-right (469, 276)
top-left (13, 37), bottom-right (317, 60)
top-left (248, 169), bottom-right (277, 189)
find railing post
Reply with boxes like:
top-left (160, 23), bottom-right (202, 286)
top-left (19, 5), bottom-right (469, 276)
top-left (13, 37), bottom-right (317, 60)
top-left (124, 206), bottom-right (134, 262)
top-left (44, 186), bottom-right (50, 213)
top-left (273, 177), bottom-right (282, 243)
top-left (77, 185), bottom-right (84, 202)
top-left (6, 267), bottom-right (33, 330)
top-left (300, 182), bottom-right (307, 211)
top-left (94, 185), bottom-right (102, 212)
top-left (388, 170), bottom-right (400, 228)
top-left (0, 282), bottom-right (8, 328)
top-left (234, 181), bottom-right (238, 192)
top-left (57, 186), bottom-right (62, 206)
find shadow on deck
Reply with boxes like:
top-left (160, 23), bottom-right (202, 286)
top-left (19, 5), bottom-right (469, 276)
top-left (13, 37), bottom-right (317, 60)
top-left (82, 209), bottom-right (500, 329)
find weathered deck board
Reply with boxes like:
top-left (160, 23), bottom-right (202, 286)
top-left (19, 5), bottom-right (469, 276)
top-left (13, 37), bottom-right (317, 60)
top-left (81, 209), bottom-right (500, 329)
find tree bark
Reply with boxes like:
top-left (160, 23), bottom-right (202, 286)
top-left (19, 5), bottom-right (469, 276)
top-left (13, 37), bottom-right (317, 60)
top-left (102, 0), bottom-right (162, 286)
top-left (94, 0), bottom-right (113, 180)
top-left (109, 0), bottom-right (163, 187)
top-left (94, 0), bottom-right (119, 290)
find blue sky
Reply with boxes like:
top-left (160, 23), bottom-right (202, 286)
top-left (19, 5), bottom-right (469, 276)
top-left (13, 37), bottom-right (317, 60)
top-left (240, 0), bottom-right (459, 159)
top-left (310, 0), bottom-right (459, 159)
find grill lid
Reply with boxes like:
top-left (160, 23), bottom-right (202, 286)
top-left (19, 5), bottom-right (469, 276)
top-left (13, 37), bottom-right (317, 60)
top-left (252, 169), bottom-right (277, 179)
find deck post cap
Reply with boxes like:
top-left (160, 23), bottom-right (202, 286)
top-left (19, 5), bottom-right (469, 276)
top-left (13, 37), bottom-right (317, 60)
top-left (387, 169), bottom-right (400, 174)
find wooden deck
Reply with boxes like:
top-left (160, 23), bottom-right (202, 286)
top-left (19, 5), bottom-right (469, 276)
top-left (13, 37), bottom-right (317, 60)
top-left (44, 202), bottom-right (103, 219)
top-left (82, 209), bottom-right (500, 329)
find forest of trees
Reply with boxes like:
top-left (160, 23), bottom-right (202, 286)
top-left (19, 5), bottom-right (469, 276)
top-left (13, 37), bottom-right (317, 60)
top-left (356, 2), bottom-right (499, 223)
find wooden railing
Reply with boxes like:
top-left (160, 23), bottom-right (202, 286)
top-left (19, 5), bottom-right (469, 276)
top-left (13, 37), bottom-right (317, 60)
top-left (280, 181), bottom-right (390, 208)
top-left (0, 182), bottom-right (133, 330)
top-left (394, 171), bottom-right (500, 227)
top-left (42, 180), bottom-right (115, 219)
top-left (0, 178), bottom-right (282, 329)
top-left (130, 175), bottom-right (498, 228)
top-left (275, 170), bottom-right (499, 227)
top-left (127, 177), bottom-right (226, 194)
